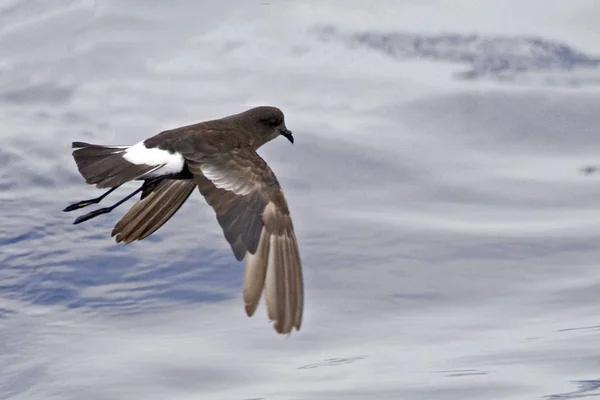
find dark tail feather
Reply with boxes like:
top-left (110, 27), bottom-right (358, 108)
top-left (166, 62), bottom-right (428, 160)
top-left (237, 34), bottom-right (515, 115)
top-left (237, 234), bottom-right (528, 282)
top-left (71, 142), bottom-right (160, 189)
top-left (111, 179), bottom-right (197, 244)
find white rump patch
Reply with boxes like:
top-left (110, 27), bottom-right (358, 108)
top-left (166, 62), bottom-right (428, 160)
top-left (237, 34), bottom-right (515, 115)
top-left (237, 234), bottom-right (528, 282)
top-left (123, 141), bottom-right (185, 176)
top-left (200, 164), bottom-right (255, 195)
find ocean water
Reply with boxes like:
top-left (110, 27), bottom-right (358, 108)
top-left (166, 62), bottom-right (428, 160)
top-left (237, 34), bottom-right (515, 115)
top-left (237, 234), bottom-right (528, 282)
top-left (1, 1), bottom-right (600, 399)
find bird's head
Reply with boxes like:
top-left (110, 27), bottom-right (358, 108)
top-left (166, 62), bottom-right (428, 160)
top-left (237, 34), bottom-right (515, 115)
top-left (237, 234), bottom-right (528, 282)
top-left (239, 106), bottom-right (294, 148)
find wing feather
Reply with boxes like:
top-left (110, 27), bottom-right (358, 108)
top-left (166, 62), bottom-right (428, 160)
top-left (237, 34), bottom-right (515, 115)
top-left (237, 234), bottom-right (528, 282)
top-left (183, 148), bottom-right (303, 334)
top-left (112, 179), bottom-right (196, 243)
top-left (243, 227), bottom-right (270, 317)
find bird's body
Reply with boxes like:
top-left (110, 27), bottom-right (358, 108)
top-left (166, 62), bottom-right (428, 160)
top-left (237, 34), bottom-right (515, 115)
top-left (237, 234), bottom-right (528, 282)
top-left (65, 106), bottom-right (303, 334)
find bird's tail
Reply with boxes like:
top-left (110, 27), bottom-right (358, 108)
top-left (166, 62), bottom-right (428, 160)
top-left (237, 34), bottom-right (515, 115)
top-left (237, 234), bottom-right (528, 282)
top-left (71, 141), bottom-right (159, 189)
top-left (111, 179), bottom-right (197, 244)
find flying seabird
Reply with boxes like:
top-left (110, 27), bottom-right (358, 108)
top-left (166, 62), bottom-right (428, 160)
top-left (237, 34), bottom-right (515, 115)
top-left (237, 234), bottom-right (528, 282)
top-left (64, 106), bottom-right (303, 334)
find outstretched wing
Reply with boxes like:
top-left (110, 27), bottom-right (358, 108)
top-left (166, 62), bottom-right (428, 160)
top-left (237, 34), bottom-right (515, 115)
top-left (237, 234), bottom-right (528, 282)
top-left (185, 148), bottom-right (304, 334)
top-left (111, 179), bottom-right (197, 244)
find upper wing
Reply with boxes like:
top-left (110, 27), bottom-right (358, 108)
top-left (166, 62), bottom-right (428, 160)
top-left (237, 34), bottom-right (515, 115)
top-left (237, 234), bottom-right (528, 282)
top-left (185, 148), bottom-right (304, 334)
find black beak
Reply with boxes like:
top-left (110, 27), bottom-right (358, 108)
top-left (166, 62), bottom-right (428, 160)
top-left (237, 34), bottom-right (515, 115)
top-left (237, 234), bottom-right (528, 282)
top-left (279, 128), bottom-right (294, 144)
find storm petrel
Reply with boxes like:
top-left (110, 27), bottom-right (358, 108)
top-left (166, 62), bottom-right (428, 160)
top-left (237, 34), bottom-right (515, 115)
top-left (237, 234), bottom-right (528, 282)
top-left (64, 106), bottom-right (303, 334)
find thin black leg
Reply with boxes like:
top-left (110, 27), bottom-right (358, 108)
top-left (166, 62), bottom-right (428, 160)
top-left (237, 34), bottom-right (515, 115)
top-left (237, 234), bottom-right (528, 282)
top-left (63, 185), bottom-right (121, 212)
top-left (72, 184), bottom-right (145, 225)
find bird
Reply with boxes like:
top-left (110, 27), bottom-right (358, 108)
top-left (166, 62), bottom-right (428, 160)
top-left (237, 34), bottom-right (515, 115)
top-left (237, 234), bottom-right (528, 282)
top-left (63, 106), bottom-right (304, 334)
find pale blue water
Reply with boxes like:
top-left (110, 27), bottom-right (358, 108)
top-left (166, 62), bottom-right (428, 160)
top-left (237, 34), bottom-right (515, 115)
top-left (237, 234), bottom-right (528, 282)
top-left (2, 1), bottom-right (600, 399)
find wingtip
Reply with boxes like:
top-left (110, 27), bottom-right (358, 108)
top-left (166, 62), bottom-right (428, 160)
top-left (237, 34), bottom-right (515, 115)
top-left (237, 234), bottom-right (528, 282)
top-left (114, 235), bottom-right (135, 245)
top-left (245, 303), bottom-right (258, 317)
top-left (271, 320), bottom-right (301, 335)
top-left (112, 232), bottom-right (131, 244)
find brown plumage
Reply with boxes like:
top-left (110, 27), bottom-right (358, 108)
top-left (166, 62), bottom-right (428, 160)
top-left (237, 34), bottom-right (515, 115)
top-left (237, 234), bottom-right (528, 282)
top-left (65, 106), bottom-right (304, 334)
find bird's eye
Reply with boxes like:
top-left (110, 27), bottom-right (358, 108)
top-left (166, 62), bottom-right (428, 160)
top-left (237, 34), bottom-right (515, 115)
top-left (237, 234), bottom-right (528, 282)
top-left (261, 117), bottom-right (280, 127)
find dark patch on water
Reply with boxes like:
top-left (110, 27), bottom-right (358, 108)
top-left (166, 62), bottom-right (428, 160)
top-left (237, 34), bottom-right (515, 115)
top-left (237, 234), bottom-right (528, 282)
top-left (556, 325), bottom-right (600, 333)
top-left (298, 355), bottom-right (367, 369)
top-left (1, 82), bottom-right (75, 105)
top-left (0, 230), bottom-right (45, 246)
top-left (314, 26), bottom-right (600, 86)
top-left (582, 165), bottom-right (600, 175)
top-left (545, 379), bottom-right (600, 399)
top-left (433, 368), bottom-right (490, 378)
